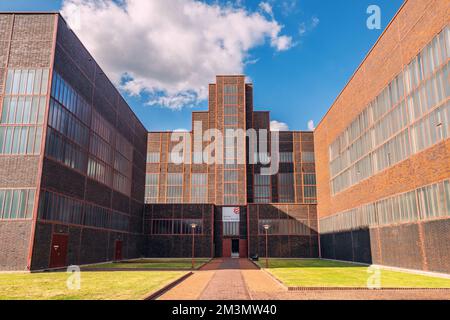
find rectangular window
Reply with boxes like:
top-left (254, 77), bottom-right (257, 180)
top-left (190, 173), bottom-right (207, 203)
top-left (254, 174), bottom-right (270, 203)
top-left (301, 152), bottom-right (315, 163)
top-left (278, 173), bottom-right (294, 203)
top-left (151, 219), bottom-right (203, 235)
top-left (166, 173), bottom-right (183, 203)
top-left (0, 126), bottom-right (41, 155)
top-left (0, 189), bottom-right (35, 220)
top-left (279, 152), bottom-right (293, 163)
top-left (147, 152), bottom-right (160, 163)
top-left (258, 219), bottom-right (309, 236)
top-left (145, 173), bottom-right (159, 203)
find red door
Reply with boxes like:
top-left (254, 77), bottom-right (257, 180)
top-left (222, 239), bottom-right (231, 257)
top-left (114, 240), bottom-right (123, 261)
top-left (49, 234), bottom-right (68, 268)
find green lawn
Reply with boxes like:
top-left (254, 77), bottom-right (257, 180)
top-left (257, 259), bottom-right (450, 288)
top-left (85, 258), bottom-right (211, 270)
top-left (0, 271), bottom-right (186, 300)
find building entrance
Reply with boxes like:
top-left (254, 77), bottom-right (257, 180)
top-left (231, 239), bottom-right (239, 258)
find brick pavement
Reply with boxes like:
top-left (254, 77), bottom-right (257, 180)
top-left (157, 258), bottom-right (450, 300)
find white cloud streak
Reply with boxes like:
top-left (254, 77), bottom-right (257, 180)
top-left (270, 120), bottom-right (289, 131)
top-left (307, 120), bottom-right (315, 131)
top-left (61, 0), bottom-right (293, 110)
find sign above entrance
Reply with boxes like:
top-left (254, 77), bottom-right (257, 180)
top-left (222, 207), bottom-right (240, 222)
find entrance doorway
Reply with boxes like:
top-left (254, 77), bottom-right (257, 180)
top-left (49, 234), bottom-right (68, 268)
top-left (231, 239), bottom-right (239, 258)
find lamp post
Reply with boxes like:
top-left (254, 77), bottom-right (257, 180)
top-left (191, 223), bottom-right (197, 269)
top-left (263, 224), bottom-right (270, 268)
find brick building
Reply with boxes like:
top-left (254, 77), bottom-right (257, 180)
top-left (145, 76), bottom-right (319, 259)
top-left (0, 13), bottom-right (147, 271)
top-left (1, 0), bottom-right (449, 275)
top-left (315, 0), bottom-right (450, 273)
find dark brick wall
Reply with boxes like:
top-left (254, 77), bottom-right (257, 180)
top-left (25, 14), bottom-right (148, 270)
top-left (321, 218), bottom-right (450, 273)
top-left (145, 204), bottom-right (214, 258)
top-left (248, 204), bottom-right (319, 258)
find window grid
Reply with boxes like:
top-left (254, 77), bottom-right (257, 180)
top-left (258, 219), bottom-right (310, 236)
top-left (329, 27), bottom-right (450, 195)
top-left (0, 189), bottom-right (35, 220)
top-left (150, 219), bottom-right (203, 235)
top-left (320, 179), bottom-right (450, 234)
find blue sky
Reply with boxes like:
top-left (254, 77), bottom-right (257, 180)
top-left (0, 0), bottom-right (404, 131)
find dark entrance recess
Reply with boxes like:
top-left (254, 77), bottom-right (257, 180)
top-left (231, 239), bottom-right (239, 255)
top-left (114, 240), bottom-right (123, 261)
top-left (49, 234), bottom-right (68, 268)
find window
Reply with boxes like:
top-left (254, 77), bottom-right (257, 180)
top-left (48, 99), bottom-right (89, 148)
top-left (166, 173), bottom-right (183, 203)
top-left (87, 157), bottom-right (112, 186)
top-left (279, 152), bottom-right (293, 163)
top-left (278, 173), bottom-right (294, 203)
top-left (115, 134), bottom-right (133, 161)
top-left (151, 219), bottom-right (203, 235)
top-left (254, 174), bottom-right (270, 203)
top-left (329, 27), bottom-right (449, 195)
top-left (90, 133), bottom-right (113, 165)
top-left (301, 152), bottom-right (315, 163)
top-left (1, 96), bottom-right (46, 124)
top-left (190, 173), bottom-right (207, 203)
top-left (0, 189), bottom-right (35, 219)
top-left (224, 84), bottom-right (238, 94)
top-left (5, 69), bottom-right (49, 96)
top-left (51, 72), bottom-right (91, 125)
top-left (223, 221), bottom-right (239, 236)
top-left (145, 174), bottom-right (159, 203)
top-left (147, 152), bottom-right (160, 163)
top-left (0, 126), bottom-right (42, 155)
top-left (321, 180), bottom-right (449, 233)
top-left (45, 127), bottom-right (87, 173)
top-left (258, 219), bottom-right (310, 236)
top-left (38, 191), bottom-right (83, 225)
top-left (84, 204), bottom-right (110, 229)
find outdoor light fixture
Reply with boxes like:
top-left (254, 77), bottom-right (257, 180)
top-left (263, 224), bottom-right (270, 268)
top-left (191, 223), bottom-right (197, 269)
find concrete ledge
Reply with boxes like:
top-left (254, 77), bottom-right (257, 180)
top-left (288, 287), bottom-right (450, 291)
top-left (144, 272), bottom-right (194, 300)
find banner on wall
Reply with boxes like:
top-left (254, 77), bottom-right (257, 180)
top-left (222, 207), bottom-right (240, 222)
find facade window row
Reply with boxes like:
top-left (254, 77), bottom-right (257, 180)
top-left (38, 190), bottom-right (131, 232)
top-left (329, 26), bottom-right (450, 195)
top-left (258, 218), bottom-right (311, 236)
top-left (320, 179), bottom-right (450, 234)
top-left (149, 218), bottom-right (203, 235)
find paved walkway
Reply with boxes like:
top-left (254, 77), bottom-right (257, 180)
top-left (158, 258), bottom-right (450, 300)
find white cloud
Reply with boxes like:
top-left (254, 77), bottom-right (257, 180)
top-left (173, 128), bottom-right (189, 132)
top-left (61, 0), bottom-right (293, 110)
top-left (311, 16), bottom-right (320, 28)
top-left (307, 120), bottom-right (315, 131)
top-left (259, 2), bottom-right (274, 19)
top-left (270, 120), bottom-right (289, 131)
top-left (298, 16), bottom-right (320, 36)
